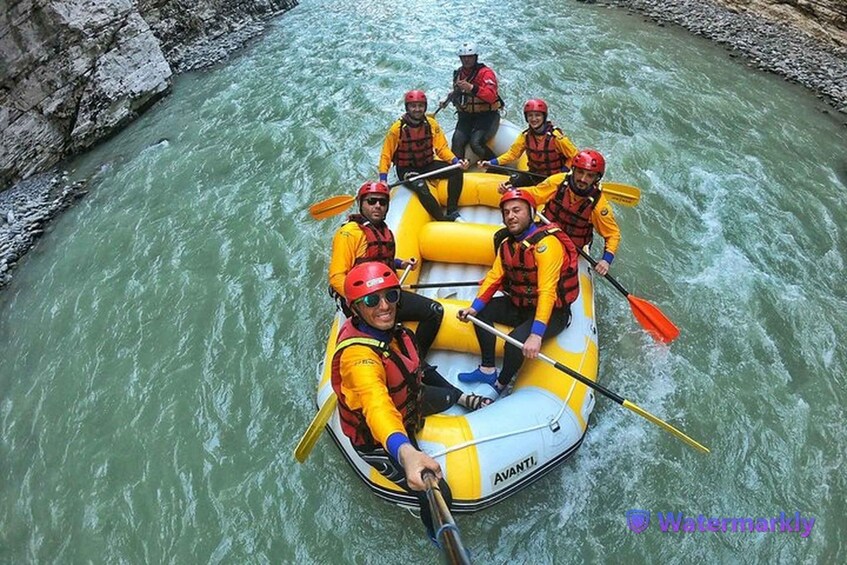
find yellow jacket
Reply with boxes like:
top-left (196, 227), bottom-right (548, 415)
top-left (328, 221), bottom-right (368, 298)
top-left (336, 343), bottom-right (407, 449)
top-left (378, 115), bottom-right (456, 178)
top-left (525, 174), bottom-right (621, 257)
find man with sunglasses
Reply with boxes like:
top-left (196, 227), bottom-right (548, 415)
top-left (378, 90), bottom-right (469, 222)
top-left (328, 180), bottom-right (443, 359)
top-left (456, 189), bottom-right (579, 396)
top-left (331, 262), bottom-right (487, 540)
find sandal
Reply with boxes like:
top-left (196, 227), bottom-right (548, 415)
top-left (459, 394), bottom-right (494, 411)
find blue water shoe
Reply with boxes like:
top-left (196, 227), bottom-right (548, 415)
top-left (457, 366), bottom-right (498, 387)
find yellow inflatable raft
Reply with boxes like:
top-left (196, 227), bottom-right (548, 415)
top-left (316, 120), bottom-right (598, 512)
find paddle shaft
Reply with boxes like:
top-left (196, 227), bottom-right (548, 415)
top-left (422, 471), bottom-right (471, 565)
top-left (404, 281), bottom-right (480, 290)
top-left (486, 163), bottom-right (544, 179)
top-left (466, 315), bottom-right (709, 453)
top-left (388, 162), bottom-right (462, 188)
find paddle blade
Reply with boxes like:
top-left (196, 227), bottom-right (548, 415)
top-left (602, 182), bottom-right (641, 207)
top-left (309, 196), bottom-right (355, 220)
top-left (622, 400), bottom-right (710, 453)
top-left (294, 394), bottom-right (338, 463)
top-left (628, 294), bottom-right (680, 343)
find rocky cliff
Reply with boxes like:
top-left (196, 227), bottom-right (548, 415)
top-left (0, 0), bottom-right (298, 190)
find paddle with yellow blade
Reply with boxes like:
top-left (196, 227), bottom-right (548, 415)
top-left (485, 163), bottom-right (641, 207)
top-left (308, 163), bottom-right (463, 220)
top-left (293, 264), bottom-right (415, 463)
top-left (466, 315), bottom-right (709, 454)
top-left (422, 470), bottom-right (471, 565)
top-left (537, 212), bottom-right (679, 343)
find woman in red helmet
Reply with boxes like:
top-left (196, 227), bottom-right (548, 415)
top-left (480, 98), bottom-right (578, 187)
top-left (332, 261), bottom-right (488, 539)
top-left (378, 90), bottom-right (469, 221)
top-left (456, 190), bottom-right (578, 395)
top-left (505, 149), bottom-right (622, 276)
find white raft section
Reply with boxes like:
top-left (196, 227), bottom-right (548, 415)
top-left (316, 119), bottom-right (598, 512)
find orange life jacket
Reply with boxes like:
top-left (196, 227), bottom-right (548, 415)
top-left (331, 321), bottom-right (423, 450)
top-left (497, 223), bottom-right (579, 309)
top-left (542, 177), bottom-right (601, 249)
top-left (392, 115), bottom-right (434, 169)
top-left (347, 214), bottom-right (396, 267)
top-left (452, 64), bottom-right (503, 113)
top-left (525, 124), bottom-right (568, 177)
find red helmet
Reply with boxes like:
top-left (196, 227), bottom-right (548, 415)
top-left (523, 99), bottom-right (548, 121)
top-left (357, 181), bottom-right (391, 202)
top-left (344, 261), bottom-right (400, 303)
top-left (500, 188), bottom-right (537, 211)
top-left (404, 90), bottom-right (427, 111)
top-left (572, 150), bottom-right (606, 177)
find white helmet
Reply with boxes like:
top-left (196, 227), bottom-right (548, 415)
top-left (457, 42), bottom-right (478, 57)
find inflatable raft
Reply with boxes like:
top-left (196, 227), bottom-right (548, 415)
top-left (316, 120), bottom-right (598, 512)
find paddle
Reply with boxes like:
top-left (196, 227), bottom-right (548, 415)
top-left (422, 470), bottom-right (471, 565)
top-left (466, 315), bottom-right (709, 453)
top-left (294, 265), bottom-right (415, 463)
top-left (308, 164), bottom-right (463, 220)
top-left (484, 163), bottom-right (641, 207)
top-left (577, 248), bottom-right (679, 343)
top-left (536, 212), bottom-right (680, 343)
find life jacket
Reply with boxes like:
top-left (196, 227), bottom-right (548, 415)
top-left (392, 115), bottom-right (434, 169)
top-left (331, 320), bottom-right (423, 450)
top-left (452, 64), bottom-right (503, 113)
top-left (524, 123), bottom-right (568, 177)
top-left (347, 214), bottom-right (396, 267)
top-left (542, 176), bottom-right (602, 249)
top-left (497, 223), bottom-right (579, 309)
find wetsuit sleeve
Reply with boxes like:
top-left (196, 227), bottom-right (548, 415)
top-left (338, 345), bottom-right (407, 449)
top-left (524, 172), bottom-right (566, 207)
top-left (328, 223), bottom-right (367, 297)
top-left (472, 66), bottom-right (499, 104)
top-left (493, 135), bottom-right (526, 166)
top-left (591, 194), bottom-right (621, 260)
top-left (429, 117), bottom-right (457, 162)
top-left (531, 235), bottom-right (564, 336)
top-left (378, 121), bottom-right (403, 181)
top-left (471, 254), bottom-right (505, 312)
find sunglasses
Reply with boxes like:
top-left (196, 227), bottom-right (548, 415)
top-left (356, 288), bottom-right (401, 308)
top-left (364, 197), bottom-right (388, 207)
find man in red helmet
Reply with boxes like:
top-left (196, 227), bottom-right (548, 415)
top-left (507, 149), bottom-right (621, 276)
top-left (480, 98), bottom-right (578, 186)
top-left (447, 42), bottom-right (504, 163)
top-left (328, 180), bottom-right (444, 358)
top-left (379, 90), bottom-right (469, 222)
top-left (456, 190), bottom-right (579, 395)
top-left (332, 262), bottom-right (488, 539)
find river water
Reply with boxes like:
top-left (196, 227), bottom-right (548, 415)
top-left (2, 0), bottom-right (846, 562)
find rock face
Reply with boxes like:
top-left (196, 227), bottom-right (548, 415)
top-left (0, 0), bottom-right (298, 190)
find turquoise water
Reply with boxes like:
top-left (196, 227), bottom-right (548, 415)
top-left (2, 0), bottom-right (846, 562)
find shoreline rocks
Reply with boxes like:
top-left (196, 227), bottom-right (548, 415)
top-left (0, 172), bottom-right (88, 289)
